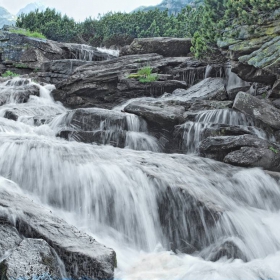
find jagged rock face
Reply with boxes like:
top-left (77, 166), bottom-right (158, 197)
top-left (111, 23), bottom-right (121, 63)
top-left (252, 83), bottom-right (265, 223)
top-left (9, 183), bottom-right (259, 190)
top-left (0, 30), bottom-right (113, 74)
top-left (120, 37), bottom-right (192, 57)
top-left (199, 134), bottom-right (280, 172)
top-left (125, 101), bottom-right (185, 128)
top-left (233, 91), bottom-right (280, 129)
top-left (2, 239), bottom-right (62, 279)
top-left (51, 54), bottom-right (190, 109)
top-left (0, 181), bottom-right (116, 279)
top-left (218, 11), bottom-right (280, 92)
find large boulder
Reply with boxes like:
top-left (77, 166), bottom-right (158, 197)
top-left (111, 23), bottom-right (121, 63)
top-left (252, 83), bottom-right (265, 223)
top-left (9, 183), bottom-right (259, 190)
top-left (124, 100), bottom-right (185, 128)
top-left (0, 30), bottom-right (113, 74)
top-left (1, 239), bottom-right (62, 279)
top-left (40, 59), bottom-right (89, 84)
top-left (218, 15), bottom-right (280, 95)
top-left (171, 78), bottom-right (228, 101)
top-left (199, 134), bottom-right (280, 171)
top-left (120, 37), bottom-right (192, 57)
top-left (52, 54), bottom-right (188, 109)
top-left (0, 180), bottom-right (116, 279)
top-left (233, 91), bottom-right (280, 129)
top-left (55, 108), bottom-right (129, 147)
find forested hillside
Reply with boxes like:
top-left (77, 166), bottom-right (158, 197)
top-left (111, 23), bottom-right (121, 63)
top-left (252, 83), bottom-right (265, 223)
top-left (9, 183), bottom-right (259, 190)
top-left (16, 0), bottom-right (280, 57)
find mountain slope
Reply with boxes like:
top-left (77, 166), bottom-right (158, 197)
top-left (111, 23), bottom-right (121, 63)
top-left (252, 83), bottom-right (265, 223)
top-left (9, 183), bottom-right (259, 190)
top-left (132, 0), bottom-right (199, 15)
top-left (0, 7), bottom-right (16, 28)
top-left (17, 2), bottom-right (46, 16)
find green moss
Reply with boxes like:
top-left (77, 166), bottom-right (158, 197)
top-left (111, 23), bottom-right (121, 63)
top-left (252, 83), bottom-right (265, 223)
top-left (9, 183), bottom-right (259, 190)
top-left (269, 146), bottom-right (279, 154)
top-left (14, 63), bottom-right (28, 68)
top-left (2, 71), bottom-right (19, 77)
top-left (9, 29), bottom-right (46, 39)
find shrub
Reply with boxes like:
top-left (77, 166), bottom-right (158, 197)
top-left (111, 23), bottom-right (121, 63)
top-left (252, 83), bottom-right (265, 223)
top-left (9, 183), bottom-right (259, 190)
top-left (128, 66), bottom-right (158, 83)
top-left (2, 71), bottom-right (19, 77)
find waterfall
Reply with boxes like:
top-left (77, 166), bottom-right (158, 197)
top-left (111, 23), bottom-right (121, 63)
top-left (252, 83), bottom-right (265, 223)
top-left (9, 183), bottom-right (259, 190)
top-left (50, 108), bottom-right (160, 152)
top-left (0, 78), bottom-right (280, 280)
top-left (176, 109), bottom-right (272, 153)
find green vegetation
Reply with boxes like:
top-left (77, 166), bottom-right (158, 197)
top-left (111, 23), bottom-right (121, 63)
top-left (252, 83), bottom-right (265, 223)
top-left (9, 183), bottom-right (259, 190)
top-left (16, 7), bottom-right (197, 46)
top-left (9, 28), bottom-right (46, 39)
top-left (2, 71), bottom-right (19, 77)
top-left (190, 0), bottom-right (280, 57)
top-left (15, 1), bottom-right (280, 57)
top-left (14, 63), bottom-right (28, 68)
top-left (128, 67), bottom-right (158, 83)
top-left (269, 147), bottom-right (279, 154)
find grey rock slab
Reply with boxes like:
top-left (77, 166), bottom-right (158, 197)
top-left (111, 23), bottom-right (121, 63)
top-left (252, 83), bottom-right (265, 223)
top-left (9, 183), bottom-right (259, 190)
top-left (120, 37), bottom-right (192, 57)
top-left (1, 239), bottom-right (62, 279)
top-left (124, 100), bottom-right (185, 128)
top-left (171, 78), bottom-right (228, 101)
top-left (0, 185), bottom-right (116, 279)
top-left (233, 91), bottom-right (280, 129)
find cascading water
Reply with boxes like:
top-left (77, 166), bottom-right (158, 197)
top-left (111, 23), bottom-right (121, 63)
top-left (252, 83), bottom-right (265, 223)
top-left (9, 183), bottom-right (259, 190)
top-left (0, 77), bottom-right (280, 280)
top-left (176, 108), bottom-right (273, 153)
top-left (50, 107), bottom-right (160, 152)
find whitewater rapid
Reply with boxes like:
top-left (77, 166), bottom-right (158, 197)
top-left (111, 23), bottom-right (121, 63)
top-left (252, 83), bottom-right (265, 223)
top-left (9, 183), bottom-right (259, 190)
top-left (1, 78), bottom-right (280, 280)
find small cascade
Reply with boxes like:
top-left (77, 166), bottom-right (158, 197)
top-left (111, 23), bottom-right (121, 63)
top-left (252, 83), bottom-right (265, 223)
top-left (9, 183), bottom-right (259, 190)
top-left (225, 62), bottom-right (251, 91)
top-left (0, 78), bottom-right (65, 127)
top-left (68, 44), bottom-right (116, 61)
top-left (176, 109), bottom-right (272, 153)
top-left (50, 108), bottom-right (160, 152)
top-left (205, 64), bottom-right (225, 79)
top-left (97, 47), bottom-right (120, 57)
top-left (180, 68), bottom-right (205, 86)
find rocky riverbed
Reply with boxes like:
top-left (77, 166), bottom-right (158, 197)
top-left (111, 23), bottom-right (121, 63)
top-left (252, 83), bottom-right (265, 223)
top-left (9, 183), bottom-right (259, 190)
top-left (1, 27), bottom-right (280, 280)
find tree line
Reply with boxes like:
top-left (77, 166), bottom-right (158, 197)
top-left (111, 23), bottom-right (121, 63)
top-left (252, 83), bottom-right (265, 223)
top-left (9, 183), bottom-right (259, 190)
top-left (16, 0), bottom-right (280, 57)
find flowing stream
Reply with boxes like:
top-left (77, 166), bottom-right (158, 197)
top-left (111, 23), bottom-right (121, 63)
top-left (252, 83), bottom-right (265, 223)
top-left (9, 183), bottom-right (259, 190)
top-left (1, 78), bottom-right (280, 279)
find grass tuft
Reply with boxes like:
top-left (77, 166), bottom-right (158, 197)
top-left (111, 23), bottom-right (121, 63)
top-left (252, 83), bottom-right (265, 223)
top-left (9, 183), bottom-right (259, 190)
top-left (9, 29), bottom-right (46, 39)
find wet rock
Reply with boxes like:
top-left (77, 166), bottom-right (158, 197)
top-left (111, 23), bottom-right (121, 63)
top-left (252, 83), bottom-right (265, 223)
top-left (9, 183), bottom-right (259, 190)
top-left (171, 78), bottom-right (228, 101)
top-left (224, 147), bottom-right (277, 170)
top-left (202, 124), bottom-right (265, 138)
top-left (4, 111), bottom-right (18, 121)
top-left (233, 91), bottom-right (280, 129)
top-left (207, 241), bottom-right (247, 262)
top-left (120, 37), bottom-right (192, 57)
top-left (59, 130), bottom-right (126, 147)
top-left (231, 61), bottom-right (277, 85)
top-left (124, 100), bottom-right (185, 128)
top-left (185, 100), bottom-right (233, 111)
top-left (1, 239), bottom-right (62, 279)
top-left (0, 223), bottom-right (22, 257)
top-left (200, 134), bottom-right (280, 171)
top-left (0, 30), bottom-right (113, 73)
top-left (0, 183), bottom-right (116, 279)
top-left (227, 85), bottom-right (251, 100)
top-left (58, 108), bottom-right (128, 131)
top-left (157, 185), bottom-right (223, 254)
top-left (271, 80), bottom-right (280, 98)
top-left (52, 54), bottom-right (188, 109)
top-left (39, 59), bottom-right (92, 84)
top-left (272, 98), bottom-right (280, 109)
top-left (118, 78), bottom-right (187, 97)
